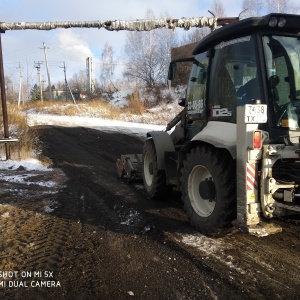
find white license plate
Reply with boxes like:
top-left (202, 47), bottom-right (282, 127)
top-left (245, 104), bottom-right (267, 123)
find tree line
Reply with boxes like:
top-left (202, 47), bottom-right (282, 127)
top-left (99, 0), bottom-right (300, 92)
top-left (6, 0), bottom-right (300, 102)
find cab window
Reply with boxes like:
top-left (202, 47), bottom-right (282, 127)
top-left (186, 52), bottom-right (208, 120)
top-left (208, 36), bottom-right (262, 123)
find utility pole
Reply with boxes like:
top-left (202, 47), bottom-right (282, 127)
top-left (41, 79), bottom-right (46, 95)
top-left (42, 42), bottom-right (53, 100)
top-left (60, 62), bottom-right (68, 101)
top-left (34, 61), bottom-right (43, 101)
top-left (0, 32), bottom-right (10, 159)
top-left (18, 63), bottom-right (23, 106)
top-left (60, 62), bottom-right (76, 104)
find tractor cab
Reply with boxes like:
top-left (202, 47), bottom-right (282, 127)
top-left (164, 14), bottom-right (300, 234)
top-left (120, 14), bottom-right (300, 236)
top-left (181, 14), bottom-right (300, 146)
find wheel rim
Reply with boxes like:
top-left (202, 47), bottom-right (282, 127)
top-left (188, 165), bottom-right (216, 217)
top-left (143, 151), bottom-right (153, 186)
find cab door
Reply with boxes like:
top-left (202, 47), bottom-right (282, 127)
top-left (186, 52), bottom-right (209, 138)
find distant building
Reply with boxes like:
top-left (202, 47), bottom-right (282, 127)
top-left (43, 89), bottom-right (82, 101)
top-left (43, 89), bottom-right (66, 100)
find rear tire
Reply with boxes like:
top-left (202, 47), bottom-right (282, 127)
top-left (142, 139), bottom-right (170, 199)
top-left (181, 145), bottom-right (236, 236)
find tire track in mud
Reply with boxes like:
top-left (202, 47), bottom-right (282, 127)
top-left (24, 216), bottom-right (70, 270)
top-left (4, 125), bottom-right (297, 299)
top-left (0, 198), bottom-right (68, 272)
top-left (0, 166), bottom-right (73, 299)
top-left (164, 220), bottom-right (300, 300)
top-left (44, 126), bottom-right (300, 299)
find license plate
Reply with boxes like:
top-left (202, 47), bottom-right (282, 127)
top-left (245, 104), bottom-right (267, 123)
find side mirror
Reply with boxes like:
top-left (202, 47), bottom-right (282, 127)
top-left (178, 98), bottom-right (186, 107)
top-left (168, 62), bottom-right (176, 81)
top-left (198, 69), bottom-right (207, 84)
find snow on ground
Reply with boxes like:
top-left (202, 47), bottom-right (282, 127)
top-left (25, 85), bottom-right (186, 138)
top-left (0, 158), bottom-right (52, 171)
top-left (27, 114), bottom-right (166, 139)
top-left (0, 158), bottom-right (66, 214)
top-left (0, 158), bottom-right (61, 192)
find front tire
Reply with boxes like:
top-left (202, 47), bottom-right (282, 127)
top-left (181, 145), bottom-right (236, 236)
top-left (142, 139), bottom-right (169, 199)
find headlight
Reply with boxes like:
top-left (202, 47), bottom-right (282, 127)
top-left (269, 17), bottom-right (278, 27)
top-left (278, 17), bottom-right (286, 27)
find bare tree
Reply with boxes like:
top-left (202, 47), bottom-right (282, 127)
top-left (123, 9), bottom-right (177, 87)
top-left (266, 0), bottom-right (290, 13)
top-left (68, 70), bottom-right (87, 93)
top-left (180, 27), bottom-right (210, 46)
top-left (5, 75), bottom-right (18, 103)
top-left (99, 43), bottom-right (116, 92)
top-left (212, 0), bottom-right (225, 17)
top-left (242, 0), bottom-right (299, 17)
top-left (242, 0), bottom-right (265, 17)
top-left (266, 0), bottom-right (295, 13)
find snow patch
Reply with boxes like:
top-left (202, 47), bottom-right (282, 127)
top-left (177, 233), bottom-right (247, 275)
top-left (27, 114), bottom-right (165, 139)
top-left (0, 159), bottom-right (52, 172)
top-left (179, 233), bottom-right (224, 255)
top-left (43, 206), bottom-right (55, 214)
top-left (0, 173), bottom-right (56, 188)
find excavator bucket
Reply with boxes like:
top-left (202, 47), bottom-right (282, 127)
top-left (116, 154), bottom-right (143, 182)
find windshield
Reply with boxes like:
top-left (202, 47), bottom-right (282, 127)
top-left (263, 35), bottom-right (300, 130)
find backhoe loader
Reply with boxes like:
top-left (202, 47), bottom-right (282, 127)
top-left (117, 13), bottom-right (300, 236)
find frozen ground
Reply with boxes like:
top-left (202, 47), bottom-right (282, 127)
top-left (0, 87), bottom-right (299, 299)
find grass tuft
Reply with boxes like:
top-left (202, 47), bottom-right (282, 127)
top-left (127, 88), bottom-right (145, 115)
top-left (0, 104), bottom-right (40, 159)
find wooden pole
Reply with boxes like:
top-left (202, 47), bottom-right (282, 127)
top-left (0, 32), bottom-right (11, 159)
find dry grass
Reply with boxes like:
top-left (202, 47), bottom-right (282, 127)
top-left (25, 99), bottom-right (121, 120)
top-left (0, 104), bottom-right (40, 159)
top-left (126, 88), bottom-right (145, 115)
top-left (87, 99), bottom-right (121, 119)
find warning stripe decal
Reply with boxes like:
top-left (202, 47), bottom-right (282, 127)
top-left (247, 163), bottom-right (258, 191)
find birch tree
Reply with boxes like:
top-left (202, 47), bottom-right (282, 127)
top-left (212, 0), bottom-right (225, 17)
top-left (266, 0), bottom-right (296, 13)
top-left (242, 0), bottom-right (265, 17)
top-left (99, 43), bottom-right (116, 92)
top-left (242, 0), bottom-right (299, 16)
top-left (123, 9), bottom-right (177, 86)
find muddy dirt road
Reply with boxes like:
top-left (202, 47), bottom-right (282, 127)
top-left (1, 126), bottom-right (300, 300)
